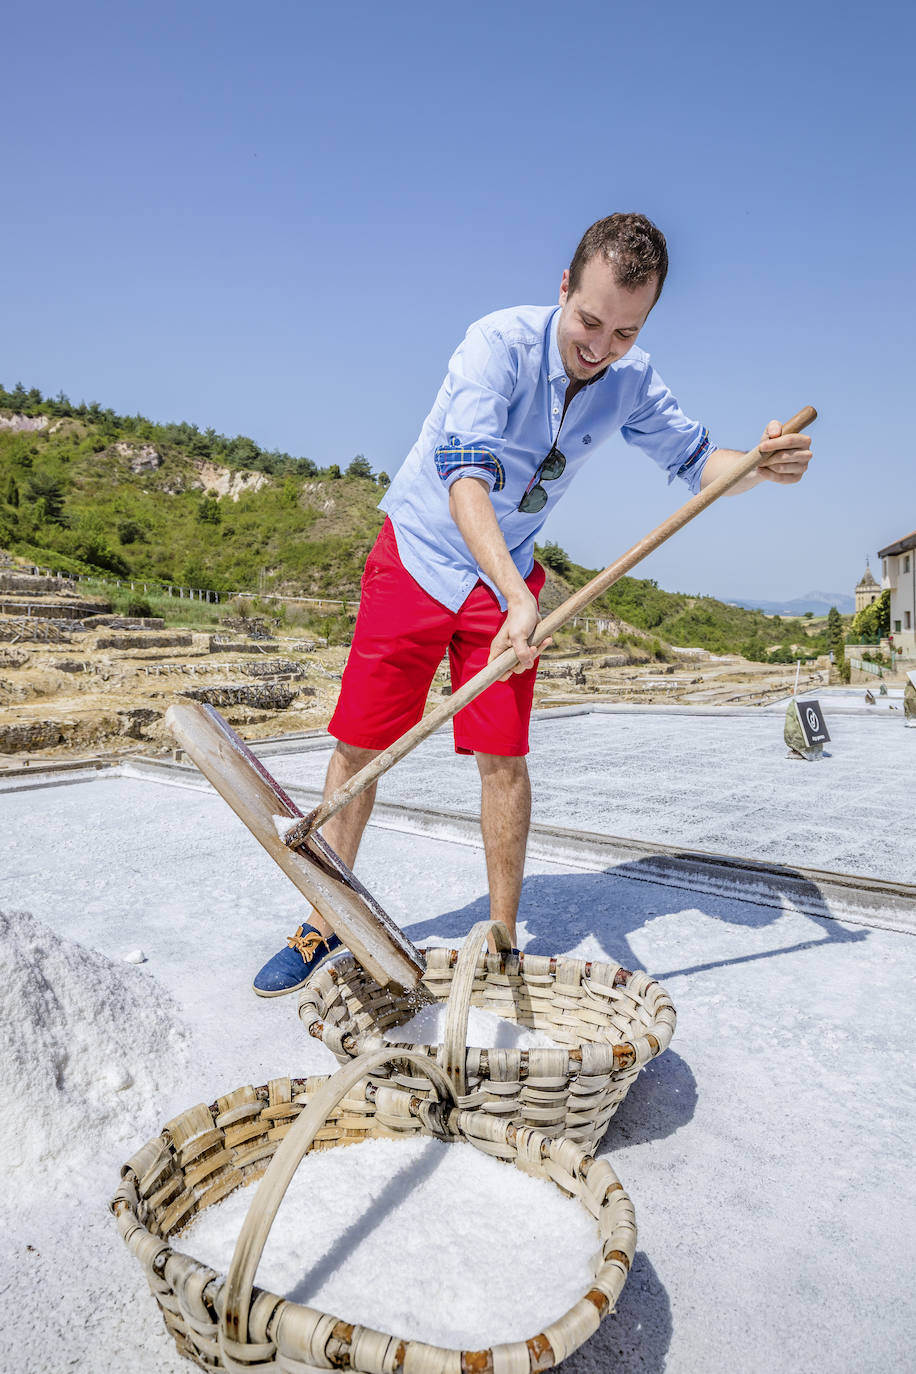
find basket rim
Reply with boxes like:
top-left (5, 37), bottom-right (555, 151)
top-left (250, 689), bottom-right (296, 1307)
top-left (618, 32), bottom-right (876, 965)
top-left (300, 946), bottom-right (677, 1071)
top-left (112, 1072), bottom-right (635, 1371)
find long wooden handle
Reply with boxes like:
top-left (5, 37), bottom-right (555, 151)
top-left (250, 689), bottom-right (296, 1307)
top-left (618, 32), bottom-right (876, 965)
top-left (299, 405), bottom-right (816, 837)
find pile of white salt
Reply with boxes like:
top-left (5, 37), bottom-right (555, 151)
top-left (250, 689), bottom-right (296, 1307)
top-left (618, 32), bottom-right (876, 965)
top-left (179, 1132), bottom-right (597, 1348)
top-left (0, 907), bottom-right (192, 1176)
top-left (385, 998), bottom-right (562, 1050)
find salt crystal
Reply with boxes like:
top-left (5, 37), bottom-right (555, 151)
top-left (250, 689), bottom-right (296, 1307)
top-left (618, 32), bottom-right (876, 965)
top-left (104, 1066), bottom-right (134, 1092)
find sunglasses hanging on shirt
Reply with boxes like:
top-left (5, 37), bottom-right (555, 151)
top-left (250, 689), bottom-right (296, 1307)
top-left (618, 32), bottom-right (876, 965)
top-left (517, 446), bottom-right (567, 513)
top-left (517, 374), bottom-right (592, 514)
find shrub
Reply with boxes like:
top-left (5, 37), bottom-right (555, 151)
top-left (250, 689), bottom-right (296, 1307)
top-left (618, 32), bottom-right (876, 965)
top-left (345, 455), bottom-right (374, 479)
top-left (539, 541), bottom-right (572, 577)
top-left (117, 518), bottom-right (146, 544)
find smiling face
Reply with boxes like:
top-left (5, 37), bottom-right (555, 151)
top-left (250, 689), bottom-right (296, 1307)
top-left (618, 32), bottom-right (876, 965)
top-left (556, 255), bottom-right (659, 381)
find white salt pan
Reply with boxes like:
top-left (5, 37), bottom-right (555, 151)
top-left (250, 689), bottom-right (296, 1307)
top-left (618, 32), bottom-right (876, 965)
top-left (387, 999), bottom-right (561, 1050)
top-left (180, 1134), bottom-right (595, 1348)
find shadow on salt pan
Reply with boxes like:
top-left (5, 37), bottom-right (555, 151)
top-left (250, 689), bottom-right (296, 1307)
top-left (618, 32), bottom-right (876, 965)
top-left (407, 859), bottom-right (869, 983)
top-left (284, 1139), bottom-right (444, 1306)
top-left (561, 1251), bottom-right (672, 1374)
top-left (404, 861), bottom-right (866, 1153)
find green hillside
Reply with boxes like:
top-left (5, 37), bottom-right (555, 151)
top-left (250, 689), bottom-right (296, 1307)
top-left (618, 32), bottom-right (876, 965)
top-left (0, 382), bottom-right (836, 661)
top-left (533, 547), bottom-right (833, 662)
top-left (0, 383), bottom-right (387, 596)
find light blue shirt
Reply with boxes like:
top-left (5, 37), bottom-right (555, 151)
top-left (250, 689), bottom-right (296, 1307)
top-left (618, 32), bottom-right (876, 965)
top-left (380, 304), bottom-right (714, 611)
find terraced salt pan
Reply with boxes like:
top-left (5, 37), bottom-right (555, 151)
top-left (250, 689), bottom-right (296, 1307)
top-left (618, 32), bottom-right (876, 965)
top-left (266, 704), bottom-right (916, 883)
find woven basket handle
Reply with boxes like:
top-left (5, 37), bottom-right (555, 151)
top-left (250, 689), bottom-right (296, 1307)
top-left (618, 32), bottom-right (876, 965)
top-left (439, 919), bottom-right (513, 1097)
top-left (220, 1048), bottom-right (459, 1362)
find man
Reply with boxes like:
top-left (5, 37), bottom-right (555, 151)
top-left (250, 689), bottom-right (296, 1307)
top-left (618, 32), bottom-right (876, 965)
top-left (253, 213), bottom-right (813, 995)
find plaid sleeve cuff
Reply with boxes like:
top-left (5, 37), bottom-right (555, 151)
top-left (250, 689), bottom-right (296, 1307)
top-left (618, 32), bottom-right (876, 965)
top-left (674, 427), bottom-right (715, 483)
top-left (434, 441), bottom-right (506, 492)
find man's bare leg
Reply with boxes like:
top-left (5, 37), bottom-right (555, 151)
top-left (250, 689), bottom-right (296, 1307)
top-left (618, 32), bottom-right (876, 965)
top-left (308, 741), bottom-right (380, 937)
top-left (475, 752), bottom-right (531, 947)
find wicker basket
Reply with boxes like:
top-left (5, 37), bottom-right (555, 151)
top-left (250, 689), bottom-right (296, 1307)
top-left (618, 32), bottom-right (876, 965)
top-left (112, 1048), bottom-right (636, 1373)
top-left (299, 920), bottom-right (676, 1150)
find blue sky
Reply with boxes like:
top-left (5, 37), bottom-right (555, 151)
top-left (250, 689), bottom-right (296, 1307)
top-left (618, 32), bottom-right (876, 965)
top-left (3, 1), bottom-right (912, 599)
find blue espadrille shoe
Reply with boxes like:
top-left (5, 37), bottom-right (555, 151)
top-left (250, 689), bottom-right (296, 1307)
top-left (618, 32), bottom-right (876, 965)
top-left (252, 925), bottom-right (342, 997)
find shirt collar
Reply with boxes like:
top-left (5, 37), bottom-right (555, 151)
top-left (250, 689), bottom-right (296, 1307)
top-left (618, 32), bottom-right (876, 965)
top-left (547, 307), bottom-right (566, 383)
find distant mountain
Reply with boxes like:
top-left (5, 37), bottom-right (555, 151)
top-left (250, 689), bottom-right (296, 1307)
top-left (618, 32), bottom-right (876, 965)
top-left (725, 591), bottom-right (855, 617)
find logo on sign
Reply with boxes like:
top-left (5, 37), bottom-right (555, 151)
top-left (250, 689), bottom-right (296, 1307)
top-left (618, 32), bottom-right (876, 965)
top-left (796, 699), bottom-right (830, 747)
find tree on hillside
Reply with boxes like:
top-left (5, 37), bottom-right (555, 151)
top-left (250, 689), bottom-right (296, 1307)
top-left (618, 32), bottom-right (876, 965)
top-left (539, 541), bottom-right (572, 577)
top-left (117, 518), bottom-right (147, 545)
top-left (227, 436), bottom-right (261, 467)
top-left (377, 471), bottom-right (390, 488)
top-left (827, 604), bottom-right (851, 681)
top-left (26, 470), bottom-right (67, 524)
top-left (4, 475), bottom-right (19, 508)
top-left (346, 455), bottom-right (374, 479)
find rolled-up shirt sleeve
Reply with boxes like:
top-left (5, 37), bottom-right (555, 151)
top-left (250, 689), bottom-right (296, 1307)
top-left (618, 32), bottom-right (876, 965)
top-left (433, 323), bottom-right (517, 494)
top-left (620, 363), bottom-right (716, 495)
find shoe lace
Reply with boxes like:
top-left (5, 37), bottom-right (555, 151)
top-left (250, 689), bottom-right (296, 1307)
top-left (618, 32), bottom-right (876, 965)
top-left (286, 926), bottom-right (326, 960)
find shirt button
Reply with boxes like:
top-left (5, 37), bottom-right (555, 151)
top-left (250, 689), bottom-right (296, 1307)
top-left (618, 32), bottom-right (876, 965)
top-left (552, 407), bottom-right (559, 415)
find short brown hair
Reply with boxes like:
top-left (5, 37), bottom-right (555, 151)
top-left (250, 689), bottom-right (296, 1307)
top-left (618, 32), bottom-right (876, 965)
top-left (568, 213), bottom-right (668, 301)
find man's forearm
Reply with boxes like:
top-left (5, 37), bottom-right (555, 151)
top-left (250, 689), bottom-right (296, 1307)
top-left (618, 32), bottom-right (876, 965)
top-left (700, 420), bottom-right (814, 492)
top-left (448, 476), bottom-right (532, 605)
top-left (448, 474), bottom-right (539, 672)
top-left (699, 447), bottom-right (762, 495)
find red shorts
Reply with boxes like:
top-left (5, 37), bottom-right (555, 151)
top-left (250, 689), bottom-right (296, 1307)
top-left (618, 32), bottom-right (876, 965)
top-left (329, 519), bottom-right (545, 756)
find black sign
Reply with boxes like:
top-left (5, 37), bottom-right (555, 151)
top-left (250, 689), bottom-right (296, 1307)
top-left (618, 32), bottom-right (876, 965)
top-left (795, 699), bottom-right (830, 746)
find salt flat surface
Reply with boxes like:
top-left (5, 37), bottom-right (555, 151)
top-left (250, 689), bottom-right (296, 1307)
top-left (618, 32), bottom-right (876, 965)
top-left (764, 687), bottom-right (904, 713)
top-left (266, 705), bottom-right (915, 883)
top-left (1, 769), bottom-right (915, 1373)
top-left (180, 1136), bottom-right (594, 1348)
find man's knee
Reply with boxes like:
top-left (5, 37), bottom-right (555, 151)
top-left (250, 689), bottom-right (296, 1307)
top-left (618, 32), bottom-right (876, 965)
top-left (333, 740), bottom-right (381, 776)
top-left (475, 751), bottom-right (529, 785)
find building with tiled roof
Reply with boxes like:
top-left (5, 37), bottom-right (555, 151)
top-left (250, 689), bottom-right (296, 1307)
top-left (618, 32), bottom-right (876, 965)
top-left (878, 529), bottom-right (916, 656)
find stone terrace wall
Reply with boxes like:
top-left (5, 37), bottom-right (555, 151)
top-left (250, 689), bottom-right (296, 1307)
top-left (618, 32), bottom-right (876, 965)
top-left (95, 633), bottom-right (193, 650)
top-left (0, 599), bottom-right (112, 619)
top-left (179, 683), bottom-right (300, 710)
top-left (0, 720), bottom-right (64, 753)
